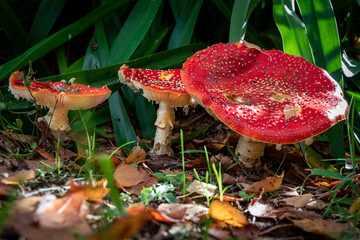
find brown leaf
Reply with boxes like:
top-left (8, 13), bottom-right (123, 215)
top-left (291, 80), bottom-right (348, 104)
top-left (279, 193), bottom-right (313, 208)
top-left (209, 200), bottom-right (248, 227)
top-left (113, 163), bottom-right (145, 187)
top-left (158, 203), bottom-right (208, 223)
top-left (2, 169), bottom-right (35, 185)
top-left (243, 171), bottom-right (284, 194)
top-left (350, 196), bottom-right (360, 213)
top-left (88, 209), bottom-right (152, 240)
top-left (9, 196), bottom-right (91, 240)
top-left (36, 146), bottom-right (55, 161)
top-left (121, 167), bottom-right (157, 195)
top-left (125, 146), bottom-right (146, 164)
top-left (67, 178), bottom-right (110, 204)
top-left (36, 191), bottom-right (88, 215)
top-left (273, 206), bottom-right (322, 220)
top-left (291, 218), bottom-right (350, 239)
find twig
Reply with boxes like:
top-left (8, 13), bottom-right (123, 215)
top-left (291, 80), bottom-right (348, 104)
top-left (22, 186), bottom-right (70, 198)
top-left (259, 224), bottom-right (293, 236)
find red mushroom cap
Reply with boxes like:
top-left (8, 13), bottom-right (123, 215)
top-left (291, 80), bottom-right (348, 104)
top-left (181, 43), bottom-right (349, 144)
top-left (118, 65), bottom-right (192, 107)
top-left (9, 71), bottom-right (111, 110)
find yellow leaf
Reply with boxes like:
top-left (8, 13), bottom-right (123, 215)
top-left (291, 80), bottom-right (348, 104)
top-left (209, 200), bottom-right (248, 227)
top-left (2, 169), bottom-right (35, 185)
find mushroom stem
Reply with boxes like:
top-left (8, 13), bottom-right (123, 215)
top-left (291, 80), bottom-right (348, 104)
top-left (235, 136), bottom-right (266, 168)
top-left (39, 107), bottom-right (70, 139)
top-left (151, 102), bottom-right (175, 156)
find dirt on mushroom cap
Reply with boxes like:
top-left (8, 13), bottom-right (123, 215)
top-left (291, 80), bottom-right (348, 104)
top-left (180, 43), bottom-right (349, 144)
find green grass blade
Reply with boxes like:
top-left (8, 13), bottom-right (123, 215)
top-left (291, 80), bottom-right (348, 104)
top-left (167, 0), bottom-right (203, 49)
top-left (0, 0), bottom-right (132, 82)
top-left (296, 0), bottom-right (342, 76)
top-left (106, 0), bottom-right (162, 65)
top-left (26, 0), bottom-right (67, 47)
top-left (169, 0), bottom-right (188, 21)
top-left (296, 0), bottom-right (345, 159)
top-left (95, 20), bottom-right (110, 65)
top-left (35, 43), bottom-right (206, 86)
top-left (0, 0), bottom-right (27, 48)
top-left (229, 0), bottom-right (260, 43)
top-left (272, 0), bottom-right (314, 63)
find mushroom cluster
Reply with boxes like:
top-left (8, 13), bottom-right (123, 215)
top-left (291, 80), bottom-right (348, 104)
top-left (119, 65), bottom-right (193, 155)
top-left (9, 71), bottom-right (111, 138)
top-left (181, 43), bottom-right (349, 167)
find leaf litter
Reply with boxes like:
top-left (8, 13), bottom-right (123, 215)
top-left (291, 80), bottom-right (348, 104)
top-left (1, 108), bottom-right (358, 240)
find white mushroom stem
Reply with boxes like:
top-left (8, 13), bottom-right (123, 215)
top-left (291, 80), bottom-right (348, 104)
top-left (39, 107), bottom-right (70, 138)
top-left (235, 136), bottom-right (266, 168)
top-left (150, 102), bottom-right (175, 156)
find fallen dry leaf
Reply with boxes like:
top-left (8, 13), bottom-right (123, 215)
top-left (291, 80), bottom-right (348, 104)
top-left (88, 208), bottom-right (152, 240)
top-left (114, 163), bottom-right (145, 187)
top-left (186, 180), bottom-right (217, 197)
top-left (291, 218), bottom-right (350, 239)
top-left (243, 171), bottom-right (284, 194)
top-left (36, 146), bottom-right (55, 161)
top-left (2, 169), bottom-right (35, 185)
top-left (273, 206), bottom-right (322, 220)
top-left (67, 178), bottom-right (110, 204)
top-left (158, 203), bottom-right (208, 223)
top-left (248, 195), bottom-right (276, 219)
top-left (350, 196), bottom-right (360, 213)
top-left (305, 199), bottom-right (328, 210)
top-left (125, 146), bottom-right (146, 164)
top-left (9, 196), bottom-right (91, 240)
top-left (209, 200), bottom-right (248, 227)
top-left (279, 193), bottom-right (313, 208)
top-left (127, 203), bottom-right (179, 223)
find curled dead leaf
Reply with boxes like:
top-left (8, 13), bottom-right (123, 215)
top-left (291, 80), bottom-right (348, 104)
top-left (67, 178), bottom-right (110, 204)
top-left (279, 193), bottom-right (313, 208)
top-left (243, 171), bottom-right (284, 194)
top-left (291, 218), bottom-right (350, 239)
top-left (125, 146), bottom-right (146, 164)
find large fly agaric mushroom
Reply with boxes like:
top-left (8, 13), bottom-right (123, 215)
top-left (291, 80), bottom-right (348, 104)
top-left (119, 65), bottom-right (193, 155)
top-left (9, 71), bottom-right (111, 138)
top-left (181, 43), bottom-right (348, 168)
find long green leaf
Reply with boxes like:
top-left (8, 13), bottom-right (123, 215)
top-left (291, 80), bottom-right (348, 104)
top-left (0, 0), bottom-right (133, 82)
top-left (296, 0), bottom-right (342, 76)
top-left (272, 0), bottom-right (314, 63)
top-left (296, 0), bottom-right (345, 159)
top-left (106, 0), bottom-right (162, 65)
top-left (167, 0), bottom-right (203, 49)
top-left (135, 94), bottom-right (156, 138)
top-left (229, 0), bottom-right (260, 43)
top-left (35, 43), bottom-right (206, 86)
top-left (26, 0), bottom-right (67, 48)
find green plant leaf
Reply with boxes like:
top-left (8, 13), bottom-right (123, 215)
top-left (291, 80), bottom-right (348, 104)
top-left (108, 91), bottom-right (137, 154)
top-left (0, 0), bottom-right (133, 82)
top-left (35, 43), bottom-right (205, 88)
top-left (272, 0), bottom-right (314, 63)
top-left (26, 0), bottom-right (67, 48)
top-left (210, 0), bottom-right (232, 20)
top-left (296, 0), bottom-right (342, 77)
top-left (167, 0), bottom-right (203, 49)
top-left (106, 0), bottom-right (162, 65)
top-left (229, 0), bottom-right (260, 43)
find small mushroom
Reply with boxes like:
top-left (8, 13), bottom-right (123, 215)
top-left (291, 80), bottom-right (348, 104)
top-left (9, 71), bottom-right (111, 138)
top-left (118, 65), bottom-right (193, 156)
top-left (181, 43), bottom-right (349, 168)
